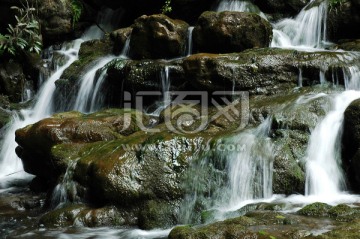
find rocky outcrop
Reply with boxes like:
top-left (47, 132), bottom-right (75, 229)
top-left (342, 98), bottom-right (360, 192)
top-left (183, 49), bottom-right (359, 95)
top-left (110, 27), bottom-right (132, 55)
top-left (38, 0), bottom-right (74, 45)
top-left (130, 14), bottom-right (189, 59)
top-left (193, 11), bottom-right (273, 54)
top-left (0, 61), bottom-right (27, 103)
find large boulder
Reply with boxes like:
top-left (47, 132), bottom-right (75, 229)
top-left (37, 0), bottom-right (73, 45)
top-left (342, 98), bottom-right (360, 192)
top-left (193, 11), bottom-right (273, 54)
top-left (130, 14), bottom-right (189, 59)
top-left (15, 109), bottom-right (148, 179)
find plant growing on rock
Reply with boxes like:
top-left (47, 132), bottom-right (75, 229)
top-left (71, 0), bottom-right (83, 28)
top-left (0, 1), bottom-right (42, 56)
top-left (161, 0), bottom-right (172, 14)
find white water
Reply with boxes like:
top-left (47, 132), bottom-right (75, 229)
top-left (0, 8), bottom-right (120, 183)
top-left (305, 67), bottom-right (360, 196)
top-left (149, 66), bottom-right (171, 116)
top-left (216, 0), bottom-right (267, 19)
top-left (271, 0), bottom-right (329, 49)
top-left (218, 118), bottom-right (274, 211)
top-left (73, 56), bottom-right (117, 112)
top-left (186, 26), bottom-right (194, 56)
top-left (51, 159), bottom-right (79, 208)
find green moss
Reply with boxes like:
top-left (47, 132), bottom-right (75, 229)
top-left (297, 202), bottom-right (332, 217)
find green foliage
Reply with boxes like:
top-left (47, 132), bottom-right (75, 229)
top-left (0, 2), bottom-right (42, 56)
top-left (161, 0), bottom-right (172, 14)
top-left (71, 0), bottom-right (83, 28)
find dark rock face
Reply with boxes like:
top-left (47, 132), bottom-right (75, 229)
top-left (327, 0), bottom-right (360, 42)
top-left (193, 11), bottom-right (273, 54)
top-left (130, 14), bottom-right (189, 59)
top-left (0, 61), bottom-right (26, 102)
top-left (254, 0), bottom-right (308, 16)
top-left (342, 98), bottom-right (360, 192)
top-left (110, 27), bottom-right (132, 55)
top-left (38, 0), bottom-right (73, 45)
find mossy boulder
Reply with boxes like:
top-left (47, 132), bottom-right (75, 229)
top-left (193, 11), bottom-right (273, 54)
top-left (15, 108), bottom-right (148, 179)
top-left (39, 204), bottom-right (135, 228)
top-left (297, 202), bottom-right (332, 217)
top-left (130, 14), bottom-right (189, 59)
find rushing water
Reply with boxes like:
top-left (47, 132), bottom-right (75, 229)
top-left (2, 1), bottom-right (360, 238)
top-left (271, 0), bottom-right (329, 49)
top-left (0, 8), bottom-right (121, 182)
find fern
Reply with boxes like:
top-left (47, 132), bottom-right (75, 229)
top-left (71, 0), bottom-right (83, 28)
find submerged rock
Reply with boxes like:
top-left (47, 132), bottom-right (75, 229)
top-left (130, 14), bottom-right (189, 59)
top-left (193, 11), bottom-right (273, 54)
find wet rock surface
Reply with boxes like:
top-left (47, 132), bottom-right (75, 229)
top-left (193, 11), bottom-right (273, 54)
top-left (130, 14), bottom-right (189, 59)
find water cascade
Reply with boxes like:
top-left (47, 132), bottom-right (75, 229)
top-left (216, 0), bottom-right (267, 19)
top-left (149, 66), bottom-right (171, 116)
top-left (186, 26), bottom-right (194, 56)
top-left (73, 56), bottom-right (118, 113)
top-left (271, 0), bottom-right (329, 49)
top-left (0, 8), bottom-right (121, 182)
top-left (305, 67), bottom-right (360, 197)
top-left (219, 118), bottom-right (274, 210)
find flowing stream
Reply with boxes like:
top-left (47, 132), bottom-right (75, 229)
top-left (2, 0), bottom-right (360, 238)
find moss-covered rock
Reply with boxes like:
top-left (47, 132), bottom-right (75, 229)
top-left (15, 108), bottom-right (148, 179)
top-left (193, 11), bottom-right (273, 54)
top-left (297, 202), bottom-right (332, 217)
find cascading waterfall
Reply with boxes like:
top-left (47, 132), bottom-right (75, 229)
top-left (218, 118), bottom-right (274, 210)
top-left (216, 0), bottom-right (267, 19)
top-left (73, 56), bottom-right (118, 113)
top-left (51, 159), bottom-right (79, 208)
top-left (271, 0), bottom-right (329, 49)
top-left (305, 66), bottom-right (360, 197)
top-left (0, 9), bottom-right (121, 184)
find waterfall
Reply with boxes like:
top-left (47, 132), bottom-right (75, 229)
top-left (216, 0), bottom-right (267, 19)
top-left (305, 67), bottom-right (360, 196)
top-left (180, 118), bottom-right (274, 223)
top-left (298, 68), bottom-right (303, 87)
top-left (149, 66), bottom-right (171, 116)
top-left (220, 118), bottom-right (274, 209)
top-left (51, 160), bottom-right (79, 208)
top-left (121, 35), bottom-right (131, 57)
top-left (0, 9), bottom-right (121, 183)
top-left (271, 0), bottom-right (329, 49)
top-left (186, 26), bottom-right (194, 56)
top-left (73, 56), bottom-right (117, 113)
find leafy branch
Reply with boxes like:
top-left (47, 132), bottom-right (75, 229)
top-left (161, 0), bottom-right (172, 14)
top-left (0, 1), bottom-right (42, 56)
